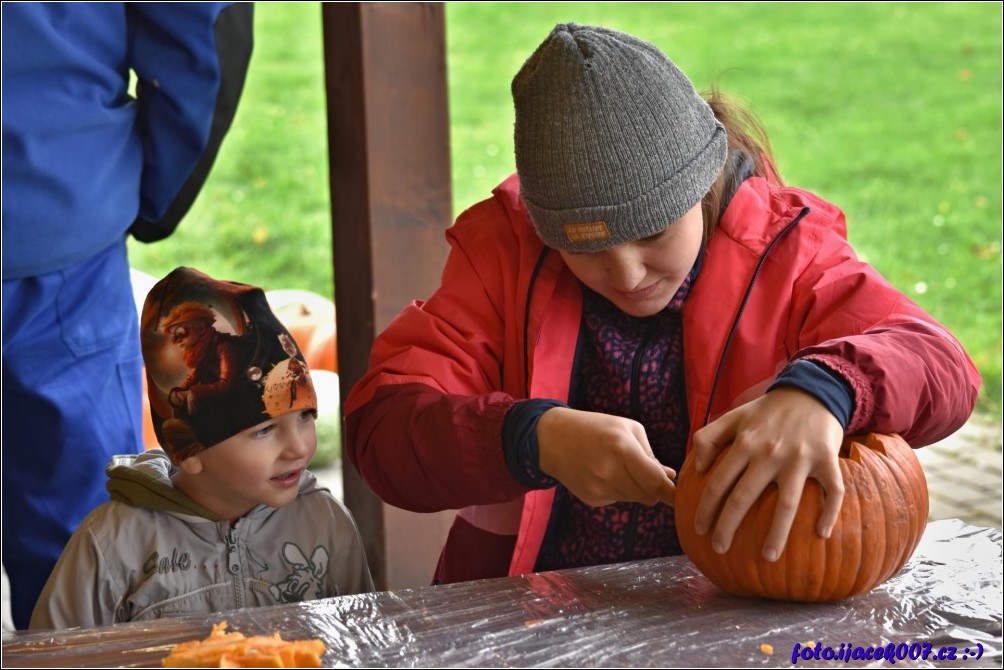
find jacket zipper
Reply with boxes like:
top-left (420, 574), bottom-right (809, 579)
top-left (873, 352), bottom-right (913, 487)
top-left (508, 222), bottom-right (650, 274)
top-left (225, 525), bottom-right (244, 609)
top-left (702, 207), bottom-right (810, 427)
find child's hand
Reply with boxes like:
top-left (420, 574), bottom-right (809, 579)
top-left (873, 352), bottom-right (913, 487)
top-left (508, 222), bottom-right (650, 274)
top-left (536, 407), bottom-right (676, 507)
top-left (690, 388), bottom-right (844, 561)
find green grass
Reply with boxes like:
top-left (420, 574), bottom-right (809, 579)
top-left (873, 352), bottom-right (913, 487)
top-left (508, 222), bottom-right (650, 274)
top-left (127, 2), bottom-right (1003, 416)
top-left (128, 4), bottom-right (332, 292)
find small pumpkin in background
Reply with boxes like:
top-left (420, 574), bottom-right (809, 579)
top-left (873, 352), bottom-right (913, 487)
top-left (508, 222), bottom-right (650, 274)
top-left (265, 289), bottom-right (338, 374)
top-left (675, 433), bottom-right (928, 602)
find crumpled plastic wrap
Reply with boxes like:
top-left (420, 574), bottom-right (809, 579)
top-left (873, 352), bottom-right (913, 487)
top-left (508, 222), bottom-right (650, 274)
top-left (3, 518), bottom-right (1000, 668)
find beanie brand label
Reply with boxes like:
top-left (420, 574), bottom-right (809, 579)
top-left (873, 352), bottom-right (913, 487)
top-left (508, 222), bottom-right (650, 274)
top-left (564, 221), bottom-right (611, 243)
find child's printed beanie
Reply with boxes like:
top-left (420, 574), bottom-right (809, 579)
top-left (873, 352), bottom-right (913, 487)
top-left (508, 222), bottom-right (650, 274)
top-left (512, 23), bottom-right (727, 251)
top-left (140, 267), bottom-right (317, 463)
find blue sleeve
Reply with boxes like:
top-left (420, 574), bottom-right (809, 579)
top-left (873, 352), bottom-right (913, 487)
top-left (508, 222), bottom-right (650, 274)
top-left (768, 359), bottom-right (854, 429)
top-left (502, 399), bottom-right (566, 489)
top-left (127, 2), bottom-right (253, 242)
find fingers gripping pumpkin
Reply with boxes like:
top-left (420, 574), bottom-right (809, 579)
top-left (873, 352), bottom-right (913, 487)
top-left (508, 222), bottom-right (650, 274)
top-left (675, 433), bottom-right (929, 602)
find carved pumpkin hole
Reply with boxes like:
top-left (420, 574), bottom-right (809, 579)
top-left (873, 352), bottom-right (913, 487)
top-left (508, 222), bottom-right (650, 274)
top-left (861, 433), bottom-right (888, 455)
top-left (840, 441), bottom-right (862, 463)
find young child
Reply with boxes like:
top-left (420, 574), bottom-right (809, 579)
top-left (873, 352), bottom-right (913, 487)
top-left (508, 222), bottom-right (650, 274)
top-left (343, 24), bottom-right (981, 583)
top-left (30, 267), bottom-right (373, 630)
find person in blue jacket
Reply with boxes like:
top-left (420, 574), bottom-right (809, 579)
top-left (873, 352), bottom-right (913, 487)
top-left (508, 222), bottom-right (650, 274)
top-left (1, 2), bottom-right (253, 629)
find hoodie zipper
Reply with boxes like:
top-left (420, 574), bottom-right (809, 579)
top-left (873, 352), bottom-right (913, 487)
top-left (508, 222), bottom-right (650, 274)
top-left (225, 525), bottom-right (244, 609)
top-left (702, 207), bottom-right (810, 427)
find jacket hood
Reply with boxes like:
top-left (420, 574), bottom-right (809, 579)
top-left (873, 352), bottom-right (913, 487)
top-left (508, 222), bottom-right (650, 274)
top-left (106, 450), bottom-right (222, 520)
top-left (105, 449), bottom-right (324, 521)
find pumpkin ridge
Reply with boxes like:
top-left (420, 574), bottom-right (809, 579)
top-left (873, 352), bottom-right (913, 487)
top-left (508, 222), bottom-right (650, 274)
top-left (820, 499), bottom-right (843, 601)
top-left (816, 466), bottom-right (843, 601)
top-left (871, 438), bottom-right (910, 584)
top-left (872, 434), bottom-right (927, 582)
top-left (830, 456), bottom-right (861, 601)
top-left (884, 436), bottom-right (913, 583)
top-left (849, 444), bottom-right (887, 596)
top-left (759, 484), bottom-right (784, 598)
top-left (824, 442), bottom-right (863, 601)
top-left (799, 478), bottom-right (827, 601)
top-left (889, 434), bottom-right (928, 561)
top-left (723, 462), bottom-right (761, 596)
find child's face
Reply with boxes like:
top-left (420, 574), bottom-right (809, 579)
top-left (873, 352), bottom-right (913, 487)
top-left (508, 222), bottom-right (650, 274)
top-left (558, 203), bottom-right (704, 317)
top-left (179, 409), bottom-right (318, 522)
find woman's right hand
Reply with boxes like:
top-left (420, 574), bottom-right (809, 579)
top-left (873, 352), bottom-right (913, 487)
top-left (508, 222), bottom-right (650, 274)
top-left (536, 407), bottom-right (676, 507)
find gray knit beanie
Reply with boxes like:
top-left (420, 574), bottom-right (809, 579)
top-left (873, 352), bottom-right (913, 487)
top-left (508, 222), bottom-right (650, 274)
top-left (513, 23), bottom-right (727, 251)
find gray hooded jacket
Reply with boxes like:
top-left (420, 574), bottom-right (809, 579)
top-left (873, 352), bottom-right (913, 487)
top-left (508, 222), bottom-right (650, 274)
top-left (30, 450), bottom-right (373, 630)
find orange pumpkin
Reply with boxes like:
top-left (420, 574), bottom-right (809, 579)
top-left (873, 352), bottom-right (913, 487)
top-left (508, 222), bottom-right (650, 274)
top-left (675, 433), bottom-right (928, 602)
top-left (303, 319), bottom-right (337, 374)
top-left (266, 289), bottom-right (338, 373)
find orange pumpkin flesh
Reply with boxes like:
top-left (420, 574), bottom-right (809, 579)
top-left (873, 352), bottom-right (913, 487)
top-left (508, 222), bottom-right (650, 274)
top-left (675, 433), bottom-right (928, 602)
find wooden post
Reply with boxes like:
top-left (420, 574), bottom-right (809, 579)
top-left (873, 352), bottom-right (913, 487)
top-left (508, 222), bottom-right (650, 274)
top-left (322, 3), bottom-right (455, 590)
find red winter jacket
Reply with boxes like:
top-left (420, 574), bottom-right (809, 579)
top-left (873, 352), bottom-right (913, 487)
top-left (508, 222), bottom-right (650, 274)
top-left (344, 173), bottom-right (980, 582)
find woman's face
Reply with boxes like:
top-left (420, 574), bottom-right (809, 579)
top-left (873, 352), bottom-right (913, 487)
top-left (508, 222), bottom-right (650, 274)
top-left (558, 203), bottom-right (704, 317)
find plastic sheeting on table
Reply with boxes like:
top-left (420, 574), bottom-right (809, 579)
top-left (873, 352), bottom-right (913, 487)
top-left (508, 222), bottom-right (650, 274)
top-left (3, 518), bottom-right (1001, 668)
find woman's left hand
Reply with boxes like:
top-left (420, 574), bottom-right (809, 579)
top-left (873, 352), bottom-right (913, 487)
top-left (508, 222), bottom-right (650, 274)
top-left (689, 387), bottom-right (845, 562)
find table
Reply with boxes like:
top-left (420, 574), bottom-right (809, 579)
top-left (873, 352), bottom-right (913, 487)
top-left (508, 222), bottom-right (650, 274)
top-left (3, 519), bottom-right (1000, 668)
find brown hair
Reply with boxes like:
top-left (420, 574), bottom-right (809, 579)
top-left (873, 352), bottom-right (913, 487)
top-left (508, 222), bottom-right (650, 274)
top-left (700, 88), bottom-right (782, 241)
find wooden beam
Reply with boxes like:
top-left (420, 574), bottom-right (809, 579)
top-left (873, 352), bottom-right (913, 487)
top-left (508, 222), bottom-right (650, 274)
top-left (322, 2), bottom-right (454, 590)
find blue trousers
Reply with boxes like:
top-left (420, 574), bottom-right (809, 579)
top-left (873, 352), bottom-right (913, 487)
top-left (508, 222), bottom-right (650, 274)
top-left (2, 241), bottom-right (143, 629)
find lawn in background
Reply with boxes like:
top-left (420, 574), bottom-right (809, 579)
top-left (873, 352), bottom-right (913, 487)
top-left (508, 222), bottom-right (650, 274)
top-left (127, 2), bottom-right (1002, 415)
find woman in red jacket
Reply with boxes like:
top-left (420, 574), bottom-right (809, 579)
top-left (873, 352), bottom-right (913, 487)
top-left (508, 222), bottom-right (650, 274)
top-left (345, 23), bottom-right (980, 583)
